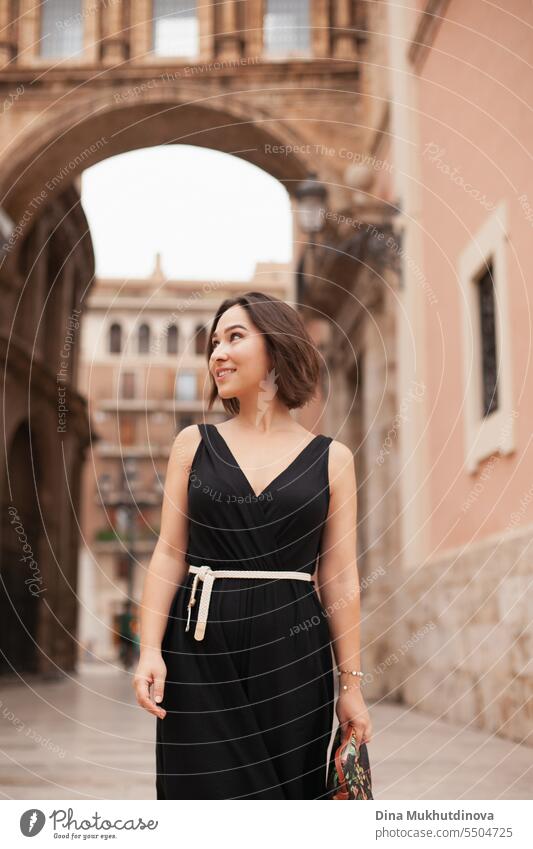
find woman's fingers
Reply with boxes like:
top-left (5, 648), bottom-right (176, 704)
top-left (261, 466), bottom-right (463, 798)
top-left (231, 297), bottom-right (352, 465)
top-left (350, 720), bottom-right (372, 746)
top-left (152, 674), bottom-right (166, 704)
top-left (133, 674), bottom-right (166, 719)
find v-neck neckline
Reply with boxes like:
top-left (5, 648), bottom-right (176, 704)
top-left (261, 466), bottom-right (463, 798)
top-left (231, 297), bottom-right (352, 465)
top-left (209, 423), bottom-right (323, 499)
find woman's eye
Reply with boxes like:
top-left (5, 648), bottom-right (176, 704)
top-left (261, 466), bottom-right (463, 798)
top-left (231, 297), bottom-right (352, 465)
top-left (211, 332), bottom-right (243, 349)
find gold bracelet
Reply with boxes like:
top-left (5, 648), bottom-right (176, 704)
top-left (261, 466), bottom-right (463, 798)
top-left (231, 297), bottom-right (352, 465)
top-left (340, 680), bottom-right (362, 693)
top-left (337, 668), bottom-right (364, 692)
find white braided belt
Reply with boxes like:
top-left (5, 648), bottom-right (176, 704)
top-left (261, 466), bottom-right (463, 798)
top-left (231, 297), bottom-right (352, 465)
top-left (185, 563), bottom-right (313, 641)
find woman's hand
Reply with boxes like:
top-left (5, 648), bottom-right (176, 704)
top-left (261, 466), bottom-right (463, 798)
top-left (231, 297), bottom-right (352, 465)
top-left (132, 649), bottom-right (167, 719)
top-left (336, 685), bottom-right (372, 746)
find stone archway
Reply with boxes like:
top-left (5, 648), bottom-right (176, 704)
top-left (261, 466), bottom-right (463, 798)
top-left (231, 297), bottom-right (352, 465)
top-left (0, 93), bottom-right (333, 677)
top-left (0, 89), bottom-right (326, 228)
top-left (0, 72), bottom-right (384, 678)
top-left (0, 421), bottom-right (43, 675)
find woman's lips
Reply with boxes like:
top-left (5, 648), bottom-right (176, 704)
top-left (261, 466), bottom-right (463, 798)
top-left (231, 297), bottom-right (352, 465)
top-left (215, 368), bottom-right (236, 381)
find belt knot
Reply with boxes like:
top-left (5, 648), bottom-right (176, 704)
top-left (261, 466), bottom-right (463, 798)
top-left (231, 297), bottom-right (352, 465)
top-left (184, 563), bottom-right (313, 641)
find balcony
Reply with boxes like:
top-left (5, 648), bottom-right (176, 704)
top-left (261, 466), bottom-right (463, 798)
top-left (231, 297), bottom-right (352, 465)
top-left (0, 2), bottom-right (365, 77)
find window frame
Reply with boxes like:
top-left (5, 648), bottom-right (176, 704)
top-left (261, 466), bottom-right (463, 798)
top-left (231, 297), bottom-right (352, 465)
top-left (151, 0), bottom-right (200, 59)
top-left (167, 323), bottom-right (179, 355)
top-left (174, 369), bottom-right (197, 401)
top-left (39, 0), bottom-right (85, 59)
top-left (138, 322), bottom-right (151, 355)
top-left (109, 322), bottom-right (122, 355)
top-left (262, 0), bottom-right (313, 60)
top-left (458, 201), bottom-right (515, 473)
top-left (118, 370), bottom-right (138, 400)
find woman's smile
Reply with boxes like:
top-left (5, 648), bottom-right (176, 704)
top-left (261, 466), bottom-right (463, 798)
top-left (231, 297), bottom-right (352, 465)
top-left (214, 366), bottom-right (237, 381)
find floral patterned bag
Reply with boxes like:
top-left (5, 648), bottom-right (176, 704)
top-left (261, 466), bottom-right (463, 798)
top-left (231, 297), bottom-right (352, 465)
top-left (325, 724), bottom-right (373, 799)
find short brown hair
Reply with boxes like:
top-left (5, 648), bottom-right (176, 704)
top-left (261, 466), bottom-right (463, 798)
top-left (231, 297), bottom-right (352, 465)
top-left (205, 291), bottom-right (321, 416)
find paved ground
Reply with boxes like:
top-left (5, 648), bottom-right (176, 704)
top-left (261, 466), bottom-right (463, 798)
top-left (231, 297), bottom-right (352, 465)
top-left (0, 662), bottom-right (531, 800)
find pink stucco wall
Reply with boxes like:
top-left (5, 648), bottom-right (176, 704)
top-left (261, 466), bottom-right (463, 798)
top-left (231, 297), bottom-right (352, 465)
top-left (416, 0), bottom-right (533, 550)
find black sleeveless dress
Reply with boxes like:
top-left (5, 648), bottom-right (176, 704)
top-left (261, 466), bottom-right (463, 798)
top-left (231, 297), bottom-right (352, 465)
top-left (155, 422), bottom-right (334, 800)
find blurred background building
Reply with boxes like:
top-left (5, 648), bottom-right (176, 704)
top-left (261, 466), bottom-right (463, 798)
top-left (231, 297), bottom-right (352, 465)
top-left (0, 0), bottom-right (531, 747)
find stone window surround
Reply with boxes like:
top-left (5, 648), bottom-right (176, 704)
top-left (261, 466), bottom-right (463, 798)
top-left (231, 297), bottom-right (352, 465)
top-left (458, 200), bottom-right (515, 474)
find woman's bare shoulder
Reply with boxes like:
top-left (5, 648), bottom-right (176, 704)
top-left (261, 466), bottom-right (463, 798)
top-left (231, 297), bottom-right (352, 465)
top-left (170, 423), bottom-right (202, 473)
top-left (327, 438), bottom-right (356, 485)
top-left (328, 437), bottom-right (353, 459)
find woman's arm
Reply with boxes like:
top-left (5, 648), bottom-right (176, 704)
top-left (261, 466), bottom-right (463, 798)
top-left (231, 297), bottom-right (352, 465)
top-left (316, 439), bottom-right (372, 745)
top-left (132, 424), bottom-right (200, 719)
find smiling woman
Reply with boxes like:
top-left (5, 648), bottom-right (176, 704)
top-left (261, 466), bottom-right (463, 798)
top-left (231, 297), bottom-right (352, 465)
top-left (207, 291), bottom-right (321, 418)
top-left (133, 290), bottom-right (371, 800)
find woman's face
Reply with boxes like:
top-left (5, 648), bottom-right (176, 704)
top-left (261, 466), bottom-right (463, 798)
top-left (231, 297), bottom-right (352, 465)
top-left (209, 304), bottom-right (271, 401)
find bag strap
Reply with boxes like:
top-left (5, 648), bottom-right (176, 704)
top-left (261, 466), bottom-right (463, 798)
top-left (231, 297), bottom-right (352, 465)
top-left (334, 725), bottom-right (356, 799)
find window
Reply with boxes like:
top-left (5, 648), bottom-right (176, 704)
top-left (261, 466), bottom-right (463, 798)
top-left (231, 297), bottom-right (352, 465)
top-left (119, 414), bottom-right (136, 446)
top-left (109, 323), bottom-right (122, 354)
top-left (40, 0), bottom-right (84, 59)
top-left (120, 371), bottom-right (136, 399)
top-left (115, 555), bottom-right (130, 580)
top-left (458, 201), bottom-right (514, 472)
top-left (97, 472), bottom-right (113, 493)
top-left (175, 371), bottom-right (197, 401)
top-left (195, 324), bottom-right (207, 355)
top-left (476, 261), bottom-right (499, 417)
top-left (153, 0), bottom-right (199, 57)
top-left (138, 323), bottom-right (150, 354)
top-left (167, 324), bottom-right (178, 355)
top-left (263, 0), bottom-right (311, 57)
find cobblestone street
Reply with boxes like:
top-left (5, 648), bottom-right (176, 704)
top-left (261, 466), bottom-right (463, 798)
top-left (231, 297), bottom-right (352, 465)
top-left (0, 663), bottom-right (531, 800)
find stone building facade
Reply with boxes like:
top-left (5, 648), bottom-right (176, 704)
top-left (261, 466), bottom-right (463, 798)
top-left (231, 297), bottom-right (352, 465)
top-left (0, 181), bottom-right (95, 676)
top-left (301, 1), bottom-right (533, 744)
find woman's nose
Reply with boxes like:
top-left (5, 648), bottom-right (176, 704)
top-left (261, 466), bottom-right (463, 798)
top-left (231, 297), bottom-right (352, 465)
top-left (212, 344), bottom-right (229, 359)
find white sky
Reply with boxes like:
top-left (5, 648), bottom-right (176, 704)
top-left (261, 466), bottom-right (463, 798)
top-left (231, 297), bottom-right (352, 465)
top-left (80, 145), bottom-right (293, 281)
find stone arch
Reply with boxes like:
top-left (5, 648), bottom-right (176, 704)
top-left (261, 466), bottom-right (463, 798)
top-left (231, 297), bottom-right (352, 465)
top-left (0, 388), bottom-right (83, 676)
top-left (0, 87), bottom-right (325, 224)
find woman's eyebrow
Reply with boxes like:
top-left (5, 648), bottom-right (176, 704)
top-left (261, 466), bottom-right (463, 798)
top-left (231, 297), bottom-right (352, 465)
top-left (211, 323), bottom-right (248, 340)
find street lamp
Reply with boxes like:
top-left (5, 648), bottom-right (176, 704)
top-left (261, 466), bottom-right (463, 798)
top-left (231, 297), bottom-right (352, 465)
top-left (123, 457), bottom-right (138, 489)
top-left (97, 473), bottom-right (113, 502)
top-left (294, 172), bottom-right (328, 235)
top-left (295, 173), bottom-right (329, 302)
top-left (116, 458), bottom-right (143, 603)
top-left (96, 460), bottom-right (162, 663)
